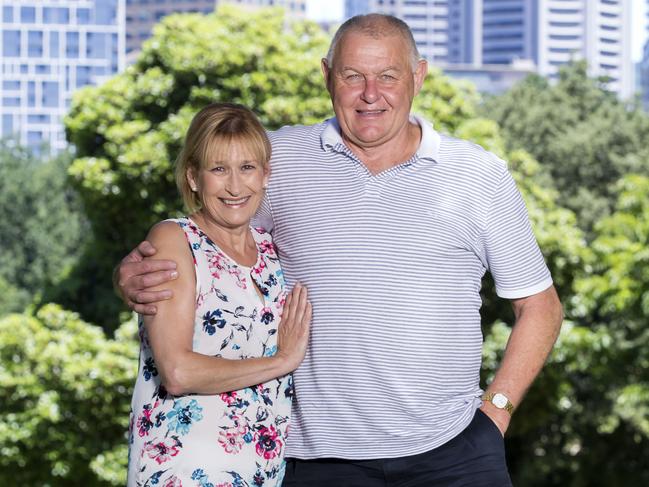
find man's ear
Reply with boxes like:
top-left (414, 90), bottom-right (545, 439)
top-left (321, 58), bottom-right (333, 94)
top-left (413, 59), bottom-right (428, 95)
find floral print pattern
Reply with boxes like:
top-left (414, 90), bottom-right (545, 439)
top-left (128, 218), bottom-right (290, 487)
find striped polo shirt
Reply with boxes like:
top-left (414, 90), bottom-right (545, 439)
top-left (254, 115), bottom-right (553, 459)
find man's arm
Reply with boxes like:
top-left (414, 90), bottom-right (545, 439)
top-left (480, 285), bottom-right (563, 435)
top-left (113, 240), bottom-right (178, 315)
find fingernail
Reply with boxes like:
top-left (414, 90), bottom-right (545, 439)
top-left (171, 271), bottom-right (178, 279)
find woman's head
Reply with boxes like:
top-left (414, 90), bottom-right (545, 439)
top-left (176, 102), bottom-right (271, 214)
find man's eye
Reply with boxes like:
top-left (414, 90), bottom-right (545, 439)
top-left (346, 74), bottom-right (362, 81)
top-left (380, 74), bottom-right (396, 81)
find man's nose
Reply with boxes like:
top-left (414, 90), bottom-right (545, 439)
top-left (361, 78), bottom-right (379, 104)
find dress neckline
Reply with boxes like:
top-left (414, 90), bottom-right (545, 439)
top-left (184, 216), bottom-right (263, 271)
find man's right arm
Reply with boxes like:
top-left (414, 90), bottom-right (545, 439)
top-left (113, 240), bottom-right (179, 315)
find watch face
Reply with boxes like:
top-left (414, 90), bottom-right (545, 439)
top-left (492, 393), bottom-right (508, 409)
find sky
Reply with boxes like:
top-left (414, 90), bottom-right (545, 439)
top-left (307, 0), bottom-right (649, 62)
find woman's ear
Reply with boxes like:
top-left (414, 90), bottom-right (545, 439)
top-left (187, 168), bottom-right (198, 192)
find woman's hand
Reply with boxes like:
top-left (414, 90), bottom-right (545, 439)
top-left (275, 283), bottom-right (312, 371)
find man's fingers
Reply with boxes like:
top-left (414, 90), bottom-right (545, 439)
top-left (127, 289), bottom-right (173, 305)
top-left (131, 302), bottom-right (158, 315)
top-left (137, 240), bottom-right (158, 257)
top-left (120, 264), bottom-right (177, 288)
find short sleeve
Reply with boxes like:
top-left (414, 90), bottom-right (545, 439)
top-left (252, 192), bottom-right (274, 234)
top-left (483, 169), bottom-right (553, 299)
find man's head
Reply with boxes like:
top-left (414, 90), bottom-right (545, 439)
top-left (321, 14), bottom-right (427, 153)
top-left (326, 14), bottom-right (420, 72)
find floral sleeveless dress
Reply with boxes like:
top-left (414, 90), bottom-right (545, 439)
top-left (127, 217), bottom-right (291, 487)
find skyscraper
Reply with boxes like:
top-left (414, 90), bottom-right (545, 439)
top-left (0, 0), bottom-right (126, 152)
top-left (345, 0), bottom-right (634, 98)
top-left (641, 0), bottom-right (649, 108)
top-left (126, 0), bottom-right (307, 56)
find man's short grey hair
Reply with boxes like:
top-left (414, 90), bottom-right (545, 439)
top-left (325, 14), bottom-right (421, 72)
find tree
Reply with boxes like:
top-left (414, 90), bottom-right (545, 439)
top-left (0, 304), bottom-right (138, 485)
top-left (481, 175), bottom-right (649, 486)
top-left (483, 61), bottom-right (649, 232)
top-left (0, 141), bottom-right (89, 317)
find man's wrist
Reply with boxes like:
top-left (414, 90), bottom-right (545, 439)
top-left (482, 392), bottom-right (515, 416)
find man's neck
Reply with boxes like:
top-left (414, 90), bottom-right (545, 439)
top-left (344, 121), bottom-right (422, 175)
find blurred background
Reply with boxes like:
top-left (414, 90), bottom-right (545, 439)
top-left (1, 0), bottom-right (648, 485)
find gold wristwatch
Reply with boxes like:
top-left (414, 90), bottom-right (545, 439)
top-left (482, 392), bottom-right (515, 416)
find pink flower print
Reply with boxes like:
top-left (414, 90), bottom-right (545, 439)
top-left (162, 475), bottom-right (183, 487)
top-left (252, 258), bottom-right (267, 275)
top-left (220, 391), bottom-right (238, 405)
top-left (259, 239), bottom-right (276, 256)
top-left (255, 425), bottom-right (283, 460)
top-left (229, 267), bottom-right (247, 289)
top-left (218, 428), bottom-right (244, 454)
top-left (206, 251), bottom-right (226, 278)
top-left (137, 405), bottom-right (154, 437)
top-left (143, 436), bottom-right (181, 464)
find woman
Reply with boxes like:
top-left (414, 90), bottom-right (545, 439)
top-left (127, 103), bottom-right (311, 487)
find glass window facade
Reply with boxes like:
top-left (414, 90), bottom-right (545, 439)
top-left (0, 1), bottom-right (125, 153)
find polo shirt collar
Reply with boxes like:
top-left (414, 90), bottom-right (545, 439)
top-left (320, 114), bottom-right (440, 163)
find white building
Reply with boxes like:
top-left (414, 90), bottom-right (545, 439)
top-left (640, 0), bottom-right (649, 108)
top-left (0, 0), bottom-right (126, 152)
top-left (126, 0), bottom-right (307, 56)
top-left (345, 0), bottom-right (634, 98)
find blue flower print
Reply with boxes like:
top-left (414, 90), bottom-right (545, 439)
top-left (260, 307), bottom-right (274, 325)
top-left (253, 469), bottom-right (265, 486)
top-left (226, 471), bottom-right (247, 487)
top-left (263, 345), bottom-right (277, 357)
top-left (265, 274), bottom-right (277, 288)
top-left (202, 309), bottom-right (226, 335)
top-left (143, 357), bottom-right (158, 381)
top-left (191, 469), bottom-right (214, 487)
top-left (167, 399), bottom-right (203, 436)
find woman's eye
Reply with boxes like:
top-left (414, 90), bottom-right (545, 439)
top-left (210, 166), bottom-right (225, 173)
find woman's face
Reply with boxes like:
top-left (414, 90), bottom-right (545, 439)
top-left (188, 141), bottom-right (269, 232)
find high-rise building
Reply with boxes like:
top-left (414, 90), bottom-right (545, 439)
top-left (345, 0), bottom-right (633, 98)
top-left (0, 0), bottom-right (126, 152)
top-left (641, 0), bottom-right (649, 108)
top-left (342, 0), bottom-right (453, 63)
top-left (126, 0), bottom-right (307, 56)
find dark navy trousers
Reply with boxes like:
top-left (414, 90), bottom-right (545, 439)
top-left (282, 409), bottom-right (513, 487)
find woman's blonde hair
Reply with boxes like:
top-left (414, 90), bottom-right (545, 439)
top-left (175, 102), bottom-right (271, 213)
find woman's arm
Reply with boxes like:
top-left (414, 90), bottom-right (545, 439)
top-left (142, 222), bottom-right (311, 396)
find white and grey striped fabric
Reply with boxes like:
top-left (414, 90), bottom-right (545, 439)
top-left (253, 115), bottom-right (552, 459)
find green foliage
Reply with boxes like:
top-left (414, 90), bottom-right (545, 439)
top-left (483, 320), bottom-right (649, 486)
top-left (483, 61), bottom-right (649, 231)
top-left (0, 141), bottom-right (89, 317)
top-left (0, 304), bottom-right (138, 485)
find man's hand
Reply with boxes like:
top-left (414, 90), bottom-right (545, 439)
top-left (479, 403), bottom-right (510, 437)
top-left (114, 240), bottom-right (178, 315)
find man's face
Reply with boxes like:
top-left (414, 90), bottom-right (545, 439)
top-left (322, 31), bottom-right (427, 152)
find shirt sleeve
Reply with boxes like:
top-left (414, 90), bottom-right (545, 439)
top-left (483, 168), bottom-right (553, 299)
top-left (252, 192), bottom-right (274, 234)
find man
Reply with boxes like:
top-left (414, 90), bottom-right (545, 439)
top-left (118, 14), bottom-right (563, 486)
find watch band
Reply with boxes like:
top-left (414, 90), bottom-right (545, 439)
top-left (482, 392), bottom-right (515, 415)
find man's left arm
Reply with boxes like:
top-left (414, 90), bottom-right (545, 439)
top-left (481, 285), bottom-right (563, 435)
